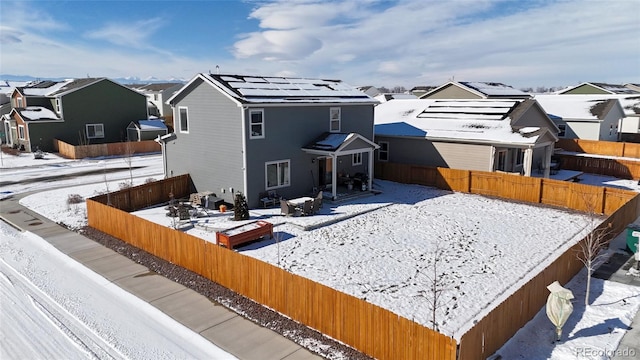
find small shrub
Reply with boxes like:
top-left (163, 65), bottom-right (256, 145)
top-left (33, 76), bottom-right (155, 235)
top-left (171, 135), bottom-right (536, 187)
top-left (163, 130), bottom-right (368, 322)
top-left (67, 194), bottom-right (84, 205)
top-left (145, 177), bottom-right (157, 183)
top-left (118, 181), bottom-right (132, 190)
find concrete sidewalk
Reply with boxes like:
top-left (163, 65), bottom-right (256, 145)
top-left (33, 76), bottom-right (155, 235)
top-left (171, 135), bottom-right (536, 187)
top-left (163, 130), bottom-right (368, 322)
top-left (0, 194), bottom-right (322, 360)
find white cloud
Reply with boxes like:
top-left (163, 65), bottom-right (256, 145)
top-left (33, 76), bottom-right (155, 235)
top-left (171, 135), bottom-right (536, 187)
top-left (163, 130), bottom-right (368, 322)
top-left (84, 18), bottom-right (164, 49)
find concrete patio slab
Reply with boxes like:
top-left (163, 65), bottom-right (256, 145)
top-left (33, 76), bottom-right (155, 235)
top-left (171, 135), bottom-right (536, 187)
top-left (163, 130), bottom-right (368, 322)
top-left (114, 272), bottom-right (187, 302)
top-left (151, 288), bottom-right (237, 332)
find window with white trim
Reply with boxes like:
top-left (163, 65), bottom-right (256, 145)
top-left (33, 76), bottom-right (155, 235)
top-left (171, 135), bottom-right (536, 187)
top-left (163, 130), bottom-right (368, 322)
top-left (329, 107), bottom-right (341, 132)
top-left (17, 97), bottom-right (23, 108)
top-left (557, 124), bottom-right (566, 137)
top-left (86, 123), bottom-right (105, 139)
top-left (55, 98), bottom-right (62, 113)
top-left (496, 150), bottom-right (507, 171)
top-left (18, 125), bottom-right (25, 140)
top-left (378, 141), bottom-right (389, 161)
top-left (178, 106), bottom-right (189, 133)
top-left (266, 160), bottom-right (290, 189)
top-left (352, 152), bottom-right (362, 165)
top-left (250, 109), bottom-right (264, 139)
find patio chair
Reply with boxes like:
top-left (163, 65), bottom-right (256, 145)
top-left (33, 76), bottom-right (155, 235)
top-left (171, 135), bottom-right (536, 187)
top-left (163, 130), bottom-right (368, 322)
top-left (280, 199), bottom-right (297, 216)
top-left (315, 191), bottom-right (323, 207)
top-left (300, 200), bottom-right (313, 216)
top-left (312, 197), bottom-right (322, 214)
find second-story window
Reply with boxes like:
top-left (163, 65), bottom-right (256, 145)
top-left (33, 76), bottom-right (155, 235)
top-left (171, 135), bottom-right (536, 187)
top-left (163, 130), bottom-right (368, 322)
top-left (330, 107), bottom-right (341, 132)
top-left (178, 106), bottom-right (189, 133)
top-left (557, 124), bottom-right (566, 138)
top-left (17, 97), bottom-right (23, 108)
top-left (55, 98), bottom-right (62, 114)
top-left (250, 109), bottom-right (264, 139)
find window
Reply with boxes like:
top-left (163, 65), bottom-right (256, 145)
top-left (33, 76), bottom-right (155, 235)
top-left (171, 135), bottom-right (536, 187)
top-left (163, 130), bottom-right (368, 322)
top-left (378, 141), bottom-right (389, 161)
top-left (496, 150), bottom-right (507, 171)
top-left (16, 97), bottom-right (23, 108)
top-left (266, 160), bottom-right (290, 189)
top-left (55, 98), bottom-right (62, 113)
top-left (86, 124), bottom-right (105, 139)
top-left (18, 125), bottom-right (25, 140)
top-left (329, 107), bottom-right (341, 132)
top-left (515, 149), bottom-right (524, 166)
top-left (352, 152), bottom-right (362, 165)
top-left (153, 94), bottom-right (159, 101)
top-left (178, 106), bottom-right (189, 133)
top-left (557, 124), bottom-right (566, 138)
top-left (250, 109), bottom-right (264, 139)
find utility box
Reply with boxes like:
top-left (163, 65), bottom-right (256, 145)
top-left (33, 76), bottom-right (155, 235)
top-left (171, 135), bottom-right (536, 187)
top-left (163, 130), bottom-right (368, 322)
top-left (626, 225), bottom-right (640, 253)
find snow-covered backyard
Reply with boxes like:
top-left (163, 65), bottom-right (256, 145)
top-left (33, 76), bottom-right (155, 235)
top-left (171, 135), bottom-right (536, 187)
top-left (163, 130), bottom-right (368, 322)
top-left (2, 150), bottom-right (639, 359)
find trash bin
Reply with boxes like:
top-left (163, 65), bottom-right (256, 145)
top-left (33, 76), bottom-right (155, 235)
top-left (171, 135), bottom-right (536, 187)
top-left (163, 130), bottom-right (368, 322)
top-left (626, 225), bottom-right (640, 253)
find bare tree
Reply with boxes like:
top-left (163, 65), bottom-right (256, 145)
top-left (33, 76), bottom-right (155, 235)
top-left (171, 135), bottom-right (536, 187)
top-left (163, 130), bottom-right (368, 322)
top-left (575, 193), bottom-right (612, 306)
top-left (122, 140), bottom-right (135, 188)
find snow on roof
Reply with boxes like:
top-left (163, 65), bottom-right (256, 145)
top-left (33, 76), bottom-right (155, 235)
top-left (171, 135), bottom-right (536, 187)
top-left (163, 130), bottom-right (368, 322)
top-left (136, 119), bottom-right (167, 130)
top-left (19, 80), bottom-right (75, 96)
top-left (16, 106), bottom-right (59, 121)
top-left (534, 94), bottom-right (623, 120)
top-left (460, 82), bottom-right (531, 97)
top-left (203, 73), bottom-right (377, 104)
top-left (0, 80), bottom-right (30, 95)
top-left (590, 82), bottom-right (639, 94)
top-left (304, 132), bottom-right (354, 151)
top-left (374, 99), bottom-right (541, 144)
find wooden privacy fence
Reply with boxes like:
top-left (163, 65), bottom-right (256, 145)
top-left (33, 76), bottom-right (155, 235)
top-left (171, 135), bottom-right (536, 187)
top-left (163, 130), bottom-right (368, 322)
top-left (54, 138), bottom-right (160, 159)
top-left (87, 168), bottom-right (639, 360)
top-left (375, 161), bottom-right (640, 359)
top-left (557, 155), bottom-right (640, 180)
top-left (87, 190), bottom-right (457, 360)
top-left (91, 174), bottom-right (192, 212)
top-left (556, 138), bottom-right (640, 158)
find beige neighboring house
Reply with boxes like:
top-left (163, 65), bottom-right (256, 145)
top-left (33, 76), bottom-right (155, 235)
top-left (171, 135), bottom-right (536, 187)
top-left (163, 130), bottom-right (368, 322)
top-left (129, 82), bottom-right (183, 119)
top-left (625, 83), bottom-right (640, 93)
top-left (374, 98), bottom-right (559, 177)
top-left (420, 81), bottom-right (532, 99)
top-left (558, 82), bottom-right (639, 95)
top-left (534, 95), bottom-right (627, 141)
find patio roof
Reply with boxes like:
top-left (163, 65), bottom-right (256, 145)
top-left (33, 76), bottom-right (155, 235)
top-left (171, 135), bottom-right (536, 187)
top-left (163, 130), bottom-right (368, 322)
top-left (301, 132), bottom-right (379, 156)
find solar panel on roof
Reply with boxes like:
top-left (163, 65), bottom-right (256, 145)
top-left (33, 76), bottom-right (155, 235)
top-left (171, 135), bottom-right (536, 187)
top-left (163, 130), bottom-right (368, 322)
top-left (243, 77), bottom-right (269, 83)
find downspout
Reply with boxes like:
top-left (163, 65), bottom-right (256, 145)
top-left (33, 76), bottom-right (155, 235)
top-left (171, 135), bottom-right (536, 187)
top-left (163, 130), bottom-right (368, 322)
top-left (368, 148), bottom-right (374, 191)
top-left (241, 107), bottom-right (248, 202)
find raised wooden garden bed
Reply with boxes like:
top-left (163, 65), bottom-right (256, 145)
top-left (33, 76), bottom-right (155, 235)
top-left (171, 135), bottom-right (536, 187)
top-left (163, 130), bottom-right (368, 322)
top-left (216, 220), bottom-right (273, 249)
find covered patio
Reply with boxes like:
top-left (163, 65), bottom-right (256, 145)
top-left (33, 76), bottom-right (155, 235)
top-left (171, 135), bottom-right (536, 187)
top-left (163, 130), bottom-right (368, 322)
top-left (302, 132), bottom-right (379, 201)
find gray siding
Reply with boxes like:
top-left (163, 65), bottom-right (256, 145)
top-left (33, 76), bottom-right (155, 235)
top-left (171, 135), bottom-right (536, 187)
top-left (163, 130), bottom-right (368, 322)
top-left (244, 104), bottom-right (374, 207)
top-left (166, 79), bottom-right (244, 206)
top-left (433, 142), bottom-right (492, 171)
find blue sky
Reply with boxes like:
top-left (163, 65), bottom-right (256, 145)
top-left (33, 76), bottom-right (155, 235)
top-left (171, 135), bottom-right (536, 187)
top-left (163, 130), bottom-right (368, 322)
top-left (1, 0), bottom-right (638, 89)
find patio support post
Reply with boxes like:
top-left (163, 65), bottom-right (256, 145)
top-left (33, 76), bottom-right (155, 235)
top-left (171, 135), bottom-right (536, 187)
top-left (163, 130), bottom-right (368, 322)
top-left (368, 149), bottom-right (374, 191)
top-left (524, 148), bottom-right (533, 177)
top-left (544, 145), bottom-right (552, 178)
top-left (331, 154), bottom-right (338, 200)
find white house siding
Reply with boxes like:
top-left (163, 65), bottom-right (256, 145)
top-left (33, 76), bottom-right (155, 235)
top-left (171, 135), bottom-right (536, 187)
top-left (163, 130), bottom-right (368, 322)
top-left (432, 142), bottom-right (492, 171)
top-left (166, 79), bottom-right (244, 205)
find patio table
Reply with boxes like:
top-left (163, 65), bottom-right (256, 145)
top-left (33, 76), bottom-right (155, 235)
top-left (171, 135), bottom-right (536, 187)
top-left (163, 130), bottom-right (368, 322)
top-left (288, 196), bottom-right (314, 207)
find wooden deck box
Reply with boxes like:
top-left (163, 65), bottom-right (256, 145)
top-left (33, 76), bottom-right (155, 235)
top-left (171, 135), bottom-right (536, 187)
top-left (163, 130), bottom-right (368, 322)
top-left (216, 220), bottom-right (273, 249)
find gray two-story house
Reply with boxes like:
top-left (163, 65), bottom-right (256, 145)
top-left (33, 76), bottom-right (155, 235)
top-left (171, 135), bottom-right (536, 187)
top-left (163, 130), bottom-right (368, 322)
top-left (8, 78), bottom-right (147, 152)
top-left (165, 73), bottom-right (379, 208)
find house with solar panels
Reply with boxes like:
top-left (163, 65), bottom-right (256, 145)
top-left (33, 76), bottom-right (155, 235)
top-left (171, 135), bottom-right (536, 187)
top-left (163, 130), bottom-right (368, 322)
top-left (165, 73), bottom-right (379, 208)
top-left (419, 81), bottom-right (532, 100)
top-left (374, 98), bottom-right (559, 177)
top-left (7, 78), bottom-right (147, 152)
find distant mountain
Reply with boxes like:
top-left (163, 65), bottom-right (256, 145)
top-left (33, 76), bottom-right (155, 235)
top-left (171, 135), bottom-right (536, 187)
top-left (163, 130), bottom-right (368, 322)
top-left (0, 74), bottom-right (186, 85)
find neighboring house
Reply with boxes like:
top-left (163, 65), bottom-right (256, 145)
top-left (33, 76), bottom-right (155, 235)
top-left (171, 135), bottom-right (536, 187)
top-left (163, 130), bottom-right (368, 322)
top-left (129, 82), bottom-right (183, 120)
top-left (534, 95), bottom-right (626, 141)
top-left (127, 119), bottom-right (168, 141)
top-left (6, 78), bottom-right (148, 152)
top-left (374, 93), bottom-right (417, 103)
top-left (166, 73), bottom-right (379, 208)
top-left (420, 81), bottom-right (532, 99)
top-left (409, 85), bottom-right (437, 98)
top-left (356, 85), bottom-right (381, 97)
top-left (558, 82), bottom-right (640, 95)
top-left (625, 83), bottom-right (640, 93)
top-left (0, 80), bottom-right (29, 144)
top-left (374, 99), bottom-right (559, 177)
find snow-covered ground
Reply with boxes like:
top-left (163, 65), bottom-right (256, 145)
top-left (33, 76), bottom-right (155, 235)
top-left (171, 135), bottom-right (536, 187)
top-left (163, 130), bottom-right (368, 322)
top-left (2, 150), bottom-right (639, 359)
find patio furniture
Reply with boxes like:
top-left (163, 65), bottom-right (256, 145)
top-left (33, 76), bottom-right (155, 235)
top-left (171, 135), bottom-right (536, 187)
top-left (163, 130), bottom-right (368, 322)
top-left (260, 191), bottom-right (280, 208)
top-left (311, 197), bottom-right (322, 214)
top-left (315, 191), bottom-right (323, 207)
top-left (300, 200), bottom-right (313, 216)
top-left (280, 199), bottom-right (297, 216)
